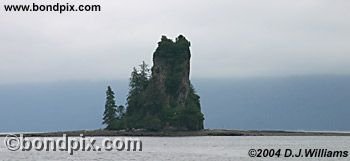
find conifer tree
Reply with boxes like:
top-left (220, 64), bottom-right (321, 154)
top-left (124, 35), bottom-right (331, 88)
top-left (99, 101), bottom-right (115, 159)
top-left (103, 86), bottom-right (118, 130)
top-left (126, 62), bottom-right (150, 115)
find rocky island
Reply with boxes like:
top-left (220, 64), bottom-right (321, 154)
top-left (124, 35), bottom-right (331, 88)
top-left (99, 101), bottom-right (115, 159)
top-left (3, 36), bottom-right (349, 137)
top-left (103, 35), bottom-right (204, 131)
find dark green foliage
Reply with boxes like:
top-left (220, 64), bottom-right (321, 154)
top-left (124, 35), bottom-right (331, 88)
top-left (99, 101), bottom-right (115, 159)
top-left (182, 85), bottom-right (204, 130)
top-left (103, 86), bottom-right (118, 130)
top-left (125, 61), bottom-right (151, 128)
top-left (161, 84), bottom-right (204, 130)
top-left (113, 35), bottom-right (204, 131)
top-left (143, 115), bottom-right (162, 131)
top-left (155, 35), bottom-right (190, 61)
top-left (103, 86), bottom-right (125, 130)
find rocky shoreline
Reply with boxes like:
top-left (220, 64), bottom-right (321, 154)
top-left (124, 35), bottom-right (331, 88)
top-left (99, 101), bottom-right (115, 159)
top-left (1, 129), bottom-right (350, 137)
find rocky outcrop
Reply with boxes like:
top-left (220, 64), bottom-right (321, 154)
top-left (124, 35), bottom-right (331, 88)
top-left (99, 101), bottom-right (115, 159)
top-left (126, 35), bottom-right (204, 131)
top-left (151, 35), bottom-right (191, 107)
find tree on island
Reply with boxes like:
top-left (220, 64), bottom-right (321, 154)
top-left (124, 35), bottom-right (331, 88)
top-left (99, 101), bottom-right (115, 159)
top-left (125, 61), bottom-right (151, 128)
top-left (103, 86), bottom-right (125, 130)
top-left (125, 35), bottom-right (204, 131)
top-left (102, 35), bottom-right (204, 131)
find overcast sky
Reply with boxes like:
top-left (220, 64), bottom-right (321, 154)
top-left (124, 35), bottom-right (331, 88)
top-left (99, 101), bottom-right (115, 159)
top-left (1, 0), bottom-right (350, 84)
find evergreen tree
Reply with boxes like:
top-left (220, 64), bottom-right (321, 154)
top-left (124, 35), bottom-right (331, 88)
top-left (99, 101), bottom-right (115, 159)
top-left (103, 86), bottom-right (118, 130)
top-left (129, 61), bottom-right (150, 94)
top-left (125, 61), bottom-right (150, 128)
top-left (126, 62), bottom-right (150, 115)
top-left (121, 36), bottom-right (204, 131)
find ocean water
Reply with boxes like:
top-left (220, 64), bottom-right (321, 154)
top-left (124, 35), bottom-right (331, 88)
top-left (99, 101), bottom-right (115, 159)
top-left (0, 136), bottom-right (349, 161)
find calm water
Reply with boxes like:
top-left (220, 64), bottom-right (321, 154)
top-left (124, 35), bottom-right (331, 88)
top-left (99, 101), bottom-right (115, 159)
top-left (0, 136), bottom-right (349, 161)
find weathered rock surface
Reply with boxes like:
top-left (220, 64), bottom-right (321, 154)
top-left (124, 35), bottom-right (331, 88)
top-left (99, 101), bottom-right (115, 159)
top-left (126, 35), bottom-right (204, 130)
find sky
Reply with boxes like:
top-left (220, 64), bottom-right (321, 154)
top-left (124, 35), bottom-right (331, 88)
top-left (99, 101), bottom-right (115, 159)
top-left (1, 1), bottom-right (350, 132)
top-left (1, 0), bottom-right (350, 84)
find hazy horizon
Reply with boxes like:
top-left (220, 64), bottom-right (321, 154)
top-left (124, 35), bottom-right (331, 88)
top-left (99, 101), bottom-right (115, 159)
top-left (2, 1), bottom-right (350, 161)
top-left (1, 75), bottom-right (349, 132)
top-left (1, 0), bottom-right (350, 133)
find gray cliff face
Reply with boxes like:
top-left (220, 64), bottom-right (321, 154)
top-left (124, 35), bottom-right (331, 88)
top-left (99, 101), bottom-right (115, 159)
top-left (151, 35), bottom-right (191, 107)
